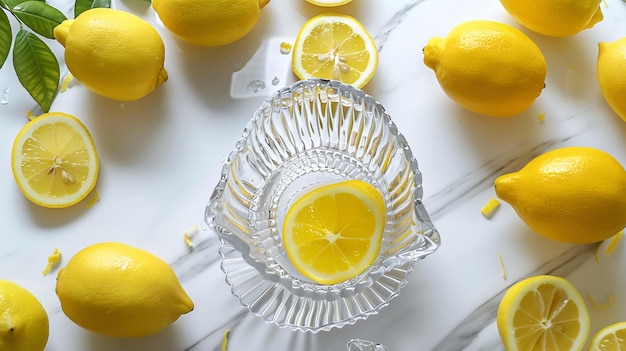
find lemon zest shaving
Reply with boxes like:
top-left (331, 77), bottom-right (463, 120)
top-left (499, 254), bottom-right (507, 280)
top-left (605, 230), bottom-right (624, 255)
top-left (183, 225), bottom-right (200, 248)
top-left (60, 73), bottom-right (74, 92)
top-left (481, 198), bottom-right (500, 219)
top-left (279, 42), bottom-right (292, 54)
top-left (594, 242), bottom-right (601, 263)
top-left (538, 113), bottom-right (545, 122)
top-left (588, 293), bottom-right (614, 310)
top-left (26, 110), bottom-right (36, 120)
top-left (42, 248), bottom-right (62, 276)
top-left (86, 189), bottom-right (100, 209)
top-left (222, 329), bottom-right (230, 351)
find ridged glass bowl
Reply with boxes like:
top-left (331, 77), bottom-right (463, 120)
top-left (205, 79), bottom-right (440, 332)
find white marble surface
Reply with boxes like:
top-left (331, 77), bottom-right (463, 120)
top-left (1, 0), bottom-right (626, 350)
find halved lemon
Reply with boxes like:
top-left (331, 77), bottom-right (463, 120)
top-left (291, 13), bottom-right (378, 89)
top-left (587, 322), bottom-right (626, 351)
top-left (282, 180), bottom-right (385, 285)
top-left (304, 0), bottom-right (352, 7)
top-left (497, 275), bottom-right (590, 351)
top-left (11, 112), bottom-right (99, 208)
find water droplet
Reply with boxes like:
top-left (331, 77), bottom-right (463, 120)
top-left (119, 103), bottom-right (126, 110)
top-left (1, 87), bottom-right (9, 105)
top-left (271, 77), bottom-right (280, 86)
top-left (246, 80), bottom-right (266, 94)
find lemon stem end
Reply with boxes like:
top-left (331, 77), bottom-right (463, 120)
top-left (53, 20), bottom-right (73, 47)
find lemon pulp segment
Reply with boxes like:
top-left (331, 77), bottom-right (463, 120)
top-left (12, 112), bottom-right (99, 208)
top-left (282, 180), bottom-right (385, 285)
top-left (292, 14), bottom-right (378, 88)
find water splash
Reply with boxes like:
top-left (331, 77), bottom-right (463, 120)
top-left (246, 80), bottom-right (266, 94)
top-left (1, 87), bottom-right (9, 104)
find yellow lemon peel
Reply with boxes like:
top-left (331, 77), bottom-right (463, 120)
top-left (598, 37), bottom-right (626, 122)
top-left (423, 20), bottom-right (546, 117)
top-left (499, 0), bottom-right (603, 37)
top-left (481, 198), bottom-right (501, 219)
top-left (498, 254), bottom-right (507, 280)
top-left (54, 8), bottom-right (168, 101)
top-left (495, 147), bottom-right (626, 244)
top-left (42, 248), bottom-right (62, 276)
top-left (587, 293), bottom-right (614, 310)
top-left (60, 73), bottom-right (74, 93)
top-left (222, 329), bottom-right (230, 351)
top-left (56, 242), bottom-right (194, 337)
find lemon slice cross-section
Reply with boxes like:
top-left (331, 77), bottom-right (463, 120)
top-left (587, 322), bottom-right (626, 351)
top-left (497, 275), bottom-right (590, 351)
top-left (291, 13), bottom-right (378, 89)
top-left (11, 112), bottom-right (99, 208)
top-left (282, 180), bottom-right (385, 285)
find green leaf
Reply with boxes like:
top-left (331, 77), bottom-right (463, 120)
top-left (11, 1), bottom-right (67, 39)
top-left (13, 29), bottom-right (59, 112)
top-left (3, 0), bottom-right (43, 10)
top-left (0, 9), bottom-right (11, 69)
top-left (74, 0), bottom-right (110, 18)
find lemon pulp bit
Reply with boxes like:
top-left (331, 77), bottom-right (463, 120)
top-left (60, 73), bottom-right (74, 92)
top-left (222, 329), bottom-right (230, 351)
top-left (498, 254), bottom-right (507, 280)
top-left (605, 230), bottom-right (624, 255)
top-left (481, 198), bottom-right (501, 219)
top-left (594, 230), bottom-right (624, 262)
top-left (26, 110), bottom-right (36, 120)
top-left (183, 224), bottom-right (206, 248)
top-left (588, 293), bottom-right (615, 310)
top-left (43, 248), bottom-right (62, 276)
top-left (538, 112), bottom-right (546, 122)
top-left (279, 42), bottom-right (292, 54)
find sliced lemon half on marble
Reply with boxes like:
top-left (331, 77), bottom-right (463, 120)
top-left (497, 275), bottom-right (590, 351)
top-left (291, 13), bottom-right (378, 89)
top-left (282, 180), bottom-right (385, 285)
top-left (11, 112), bottom-right (99, 208)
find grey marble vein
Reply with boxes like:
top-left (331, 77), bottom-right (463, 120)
top-left (170, 234), bottom-right (222, 282)
top-left (373, 0), bottom-right (429, 51)
top-left (423, 104), bottom-right (611, 221)
top-left (185, 308), bottom-right (248, 351)
top-left (431, 243), bottom-right (596, 351)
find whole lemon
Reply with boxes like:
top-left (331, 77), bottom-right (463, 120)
top-left (423, 20), bottom-right (546, 117)
top-left (597, 37), bottom-right (626, 122)
top-left (54, 8), bottom-right (168, 101)
top-left (152, 0), bottom-right (270, 46)
top-left (56, 242), bottom-right (194, 338)
top-left (500, 0), bottom-right (603, 37)
top-left (495, 147), bottom-right (626, 244)
top-left (0, 280), bottom-right (49, 351)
